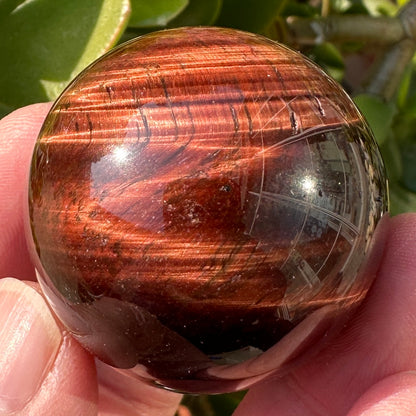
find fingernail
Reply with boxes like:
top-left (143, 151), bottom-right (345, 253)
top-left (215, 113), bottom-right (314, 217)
top-left (0, 278), bottom-right (61, 413)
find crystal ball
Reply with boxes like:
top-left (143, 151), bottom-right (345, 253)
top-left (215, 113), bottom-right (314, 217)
top-left (27, 27), bottom-right (388, 393)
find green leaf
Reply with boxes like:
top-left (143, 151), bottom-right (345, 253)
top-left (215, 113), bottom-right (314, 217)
top-left (401, 143), bottom-right (416, 193)
top-left (208, 391), bottom-right (247, 414)
top-left (167, 0), bottom-right (222, 27)
top-left (326, 67), bottom-right (345, 83)
top-left (307, 43), bottom-right (345, 81)
top-left (397, 0), bottom-right (410, 7)
top-left (380, 131), bottom-right (402, 183)
top-left (392, 110), bottom-right (416, 146)
top-left (353, 94), bottom-right (397, 145)
top-left (179, 391), bottom-right (246, 416)
top-left (129, 0), bottom-right (188, 28)
top-left (310, 43), bottom-right (345, 68)
top-left (0, 0), bottom-right (24, 16)
top-left (396, 65), bottom-right (412, 110)
top-left (389, 182), bottom-right (416, 214)
top-left (0, 0), bottom-right (130, 112)
top-left (362, 0), bottom-right (398, 15)
top-left (0, 100), bottom-right (13, 119)
top-left (331, 0), bottom-right (355, 14)
top-left (281, 1), bottom-right (317, 17)
top-left (216, 0), bottom-right (285, 33)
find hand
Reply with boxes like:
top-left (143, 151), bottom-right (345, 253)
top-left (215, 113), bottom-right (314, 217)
top-left (0, 104), bottom-right (182, 415)
top-left (1, 104), bottom-right (416, 416)
top-left (234, 217), bottom-right (416, 413)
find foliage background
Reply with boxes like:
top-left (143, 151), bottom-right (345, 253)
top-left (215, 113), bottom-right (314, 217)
top-left (1, 0), bottom-right (415, 414)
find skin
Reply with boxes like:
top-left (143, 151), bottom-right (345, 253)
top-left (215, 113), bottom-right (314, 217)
top-left (1, 103), bottom-right (416, 415)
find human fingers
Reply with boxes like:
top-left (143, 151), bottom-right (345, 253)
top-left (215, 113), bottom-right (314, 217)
top-left (0, 103), bottom-right (52, 280)
top-left (0, 106), bottom-right (98, 415)
top-left (0, 278), bottom-right (97, 415)
top-left (234, 213), bottom-right (416, 416)
top-left (0, 105), bottom-right (182, 415)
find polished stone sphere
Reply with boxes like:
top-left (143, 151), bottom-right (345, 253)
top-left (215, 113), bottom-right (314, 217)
top-left (27, 27), bottom-right (388, 393)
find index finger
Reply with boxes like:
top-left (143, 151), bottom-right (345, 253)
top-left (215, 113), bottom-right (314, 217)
top-left (0, 103), bottom-right (52, 280)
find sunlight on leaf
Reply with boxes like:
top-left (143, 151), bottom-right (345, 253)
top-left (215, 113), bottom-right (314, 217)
top-left (0, 0), bottom-right (130, 113)
top-left (129, 0), bottom-right (188, 28)
top-left (362, 0), bottom-right (398, 15)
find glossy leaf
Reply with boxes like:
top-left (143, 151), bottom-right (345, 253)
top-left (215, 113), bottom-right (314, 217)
top-left (167, 0), bottom-right (222, 27)
top-left (0, 0), bottom-right (24, 16)
top-left (0, 0), bottom-right (130, 113)
top-left (129, 0), bottom-right (188, 28)
top-left (216, 0), bottom-right (285, 33)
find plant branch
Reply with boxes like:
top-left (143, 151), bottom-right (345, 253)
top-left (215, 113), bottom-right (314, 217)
top-left (279, 0), bottom-right (416, 101)
top-left (285, 15), bottom-right (404, 45)
top-left (364, 38), bottom-right (416, 100)
top-left (364, 0), bottom-right (416, 100)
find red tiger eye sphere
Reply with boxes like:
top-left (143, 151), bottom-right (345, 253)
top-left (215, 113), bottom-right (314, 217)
top-left (28, 27), bottom-right (388, 393)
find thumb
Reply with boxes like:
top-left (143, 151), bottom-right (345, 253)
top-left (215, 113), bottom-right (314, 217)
top-left (0, 278), bottom-right (97, 415)
top-left (347, 372), bottom-right (416, 416)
